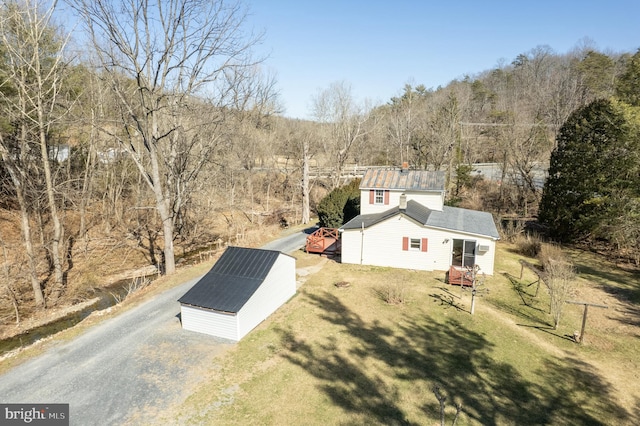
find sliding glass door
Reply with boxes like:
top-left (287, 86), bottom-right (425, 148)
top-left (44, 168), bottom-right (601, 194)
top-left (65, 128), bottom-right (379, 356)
top-left (452, 239), bottom-right (476, 268)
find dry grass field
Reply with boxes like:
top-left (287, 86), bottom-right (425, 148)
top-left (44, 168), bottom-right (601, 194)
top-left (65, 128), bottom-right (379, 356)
top-left (161, 243), bottom-right (640, 425)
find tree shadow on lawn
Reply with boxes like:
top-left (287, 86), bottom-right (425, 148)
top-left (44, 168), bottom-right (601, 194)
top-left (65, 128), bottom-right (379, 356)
top-left (503, 273), bottom-right (546, 310)
top-left (490, 298), bottom-right (552, 329)
top-left (572, 261), bottom-right (640, 328)
top-left (278, 291), bottom-right (631, 425)
top-left (516, 323), bottom-right (576, 343)
top-left (429, 286), bottom-right (467, 313)
top-left (573, 259), bottom-right (640, 304)
top-left (615, 304), bottom-right (640, 329)
top-left (535, 356), bottom-right (633, 424)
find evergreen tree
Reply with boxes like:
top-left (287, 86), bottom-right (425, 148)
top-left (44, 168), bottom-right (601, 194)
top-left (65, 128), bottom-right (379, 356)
top-left (538, 99), bottom-right (635, 242)
top-left (616, 49), bottom-right (640, 107)
top-left (575, 50), bottom-right (615, 99)
top-left (317, 179), bottom-right (361, 228)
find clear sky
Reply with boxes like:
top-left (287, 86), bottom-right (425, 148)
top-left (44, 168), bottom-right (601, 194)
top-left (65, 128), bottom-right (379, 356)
top-left (244, 0), bottom-right (640, 119)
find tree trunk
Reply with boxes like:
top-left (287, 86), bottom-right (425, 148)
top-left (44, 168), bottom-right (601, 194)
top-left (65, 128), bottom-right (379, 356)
top-left (18, 195), bottom-right (44, 308)
top-left (2, 244), bottom-right (22, 323)
top-left (149, 125), bottom-right (176, 275)
top-left (38, 107), bottom-right (65, 301)
top-left (160, 208), bottom-right (176, 274)
top-left (301, 138), bottom-right (310, 224)
top-left (470, 290), bottom-right (476, 315)
top-left (80, 109), bottom-right (97, 243)
top-left (0, 137), bottom-right (44, 308)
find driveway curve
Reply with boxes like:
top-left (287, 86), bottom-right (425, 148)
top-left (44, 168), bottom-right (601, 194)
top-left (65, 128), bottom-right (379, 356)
top-left (0, 231), bottom-right (309, 425)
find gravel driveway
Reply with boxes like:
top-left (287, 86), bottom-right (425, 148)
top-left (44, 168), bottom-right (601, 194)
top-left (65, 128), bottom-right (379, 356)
top-left (0, 231), bottom-right (308, 425)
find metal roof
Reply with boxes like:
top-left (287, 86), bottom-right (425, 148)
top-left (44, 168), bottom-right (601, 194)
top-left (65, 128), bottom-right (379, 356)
top-left (178, 246), bottom-right (284, 313)
top-left (360, 168), bottom-right (445, 192)
top-left (341, 200), bottom-right (500, 240)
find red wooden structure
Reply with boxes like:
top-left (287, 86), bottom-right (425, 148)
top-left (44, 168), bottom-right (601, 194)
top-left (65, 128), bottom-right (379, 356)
top-left (446, 265), bottom-right (474, 286)
top-left (306, 228), bottom-right (341, 255)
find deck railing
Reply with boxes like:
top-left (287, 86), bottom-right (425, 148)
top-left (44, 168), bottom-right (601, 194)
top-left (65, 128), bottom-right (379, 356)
top-left (306, 228), bottom-right (340, 254)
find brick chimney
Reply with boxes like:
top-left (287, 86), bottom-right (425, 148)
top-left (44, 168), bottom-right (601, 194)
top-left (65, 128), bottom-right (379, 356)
top-left (401, 161), bottom-right (409, 172)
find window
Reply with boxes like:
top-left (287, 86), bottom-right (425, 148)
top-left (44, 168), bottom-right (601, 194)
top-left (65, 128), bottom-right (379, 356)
top-left (410, 238), bottom-right (421, 250)
top-left (403, 237), bottom-right (428, 252)
top-left (369, 189), bottom-right (389, 205)
top-left (374, 189), bottom-right (384, 204)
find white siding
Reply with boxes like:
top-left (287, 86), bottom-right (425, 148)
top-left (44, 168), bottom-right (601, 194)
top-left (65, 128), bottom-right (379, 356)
top-left (341, 214), bottom-right (496, 274)
top-left (237, 254), bottom-right (296, 340)
top-left (180, 304), bottom-right (239, 341)
top-left (472, 238), bottom-right (496, 275)
top-left (360, 189), bottom-right (444, 214)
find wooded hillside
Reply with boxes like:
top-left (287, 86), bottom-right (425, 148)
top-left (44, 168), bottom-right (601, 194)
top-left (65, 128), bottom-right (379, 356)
top-left (1, 0), bottom-right (638, 326)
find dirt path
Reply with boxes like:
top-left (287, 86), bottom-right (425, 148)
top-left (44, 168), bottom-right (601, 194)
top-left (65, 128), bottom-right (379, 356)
top-left (480, 302), bottom-right (567, 357)
top-left (296, 257), bottom-right (330, 288)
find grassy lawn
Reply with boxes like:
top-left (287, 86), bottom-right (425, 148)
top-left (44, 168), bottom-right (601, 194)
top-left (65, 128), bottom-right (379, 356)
top-left (167, 243), bottom-right (639, 425)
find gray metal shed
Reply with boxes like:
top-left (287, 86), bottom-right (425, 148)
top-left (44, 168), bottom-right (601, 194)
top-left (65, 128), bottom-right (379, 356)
top-left (178, 246), bottom-right (296, 341)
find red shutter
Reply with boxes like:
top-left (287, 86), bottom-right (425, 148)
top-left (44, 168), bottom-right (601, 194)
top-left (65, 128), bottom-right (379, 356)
top-left (402, 237), bottom-right (408, 251)
top-left (384, 190), bottom-right (390, 205)
top-left (369, 190), bottom-right (374, 204)
top-left (421, 238), bottom-right (428, 252)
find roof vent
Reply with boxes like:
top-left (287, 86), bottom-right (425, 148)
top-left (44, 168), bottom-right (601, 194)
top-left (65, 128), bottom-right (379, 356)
top-left (399, 193), bottom-right (407, 210)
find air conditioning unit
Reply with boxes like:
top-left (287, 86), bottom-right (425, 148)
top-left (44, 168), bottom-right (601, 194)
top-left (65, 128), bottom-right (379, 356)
top-left (478, 245), bottom-right (490, 252)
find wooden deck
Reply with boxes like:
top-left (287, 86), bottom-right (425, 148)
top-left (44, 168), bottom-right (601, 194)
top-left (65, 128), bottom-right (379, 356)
top-left (446, 265), bottom-right (474, 286)
top-left (306, 227), bottom-right (341, 255)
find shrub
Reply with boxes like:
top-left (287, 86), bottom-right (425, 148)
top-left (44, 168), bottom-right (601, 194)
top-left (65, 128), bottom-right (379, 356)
top-left (316, 179), bottom-right (360, 228)
top-left (377, 282), bottom-right (407, 305)
top-left (500, 217), bottom-right (525, 242)
top-left (538, 242), bottom-right (566, 267)
top-left (513, 234), bottom-right (542, 257)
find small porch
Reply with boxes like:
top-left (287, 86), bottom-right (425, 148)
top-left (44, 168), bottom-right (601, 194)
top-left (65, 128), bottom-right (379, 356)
top-left (446, 265), bottom-right (474, 286)
top-left (306, 227), bottom-right (341, 256)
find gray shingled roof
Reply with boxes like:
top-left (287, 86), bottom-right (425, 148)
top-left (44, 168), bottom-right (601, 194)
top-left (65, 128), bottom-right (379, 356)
top-left (360, 168), bottom-right (445, 191)
top-left (341, 200), bottom-right (500, 239)
top-left (178, 246), bottom-right (284, 313)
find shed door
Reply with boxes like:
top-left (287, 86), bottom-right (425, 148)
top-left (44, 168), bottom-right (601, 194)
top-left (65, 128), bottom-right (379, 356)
top-left (452, 239), bottom-right (476, 268)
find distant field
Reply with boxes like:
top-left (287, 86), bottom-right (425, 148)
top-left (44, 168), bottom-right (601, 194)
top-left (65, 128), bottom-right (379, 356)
top-left (163, 243), bottom-right (640, 425)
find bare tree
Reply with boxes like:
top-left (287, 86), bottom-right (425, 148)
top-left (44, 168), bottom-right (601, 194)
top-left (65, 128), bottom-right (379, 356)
top-left (300, 129), bottom-right (312, 224)
top-left (0, 0), bottom-right (70, 304)
top-left (387, 84), bottom-right (426, 164)
top-left (431, 384), bottom-right (463, 426)
top-left (421, 91), bottom-right (460, 174)
top-left (70, 0), bottom-right (264, 274)
top-left (1, 239), bottom-right (21, 323)
top-left (291, 120), bottom-right (319, 224)
top-left (312, 81), bottom-right (371, 189)
top-left (539, 244), bottom-right (576, 329)
top-left (227, 67), bottom-right (281, 220)
top-left (0, 135), bottom-right (43, 307)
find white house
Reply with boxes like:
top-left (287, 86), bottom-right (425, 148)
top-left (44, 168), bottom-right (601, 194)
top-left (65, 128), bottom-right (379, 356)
top-left (340, 165), bottom-right (500, 275)
top-left (178, 246), bottom-right (296, 341)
